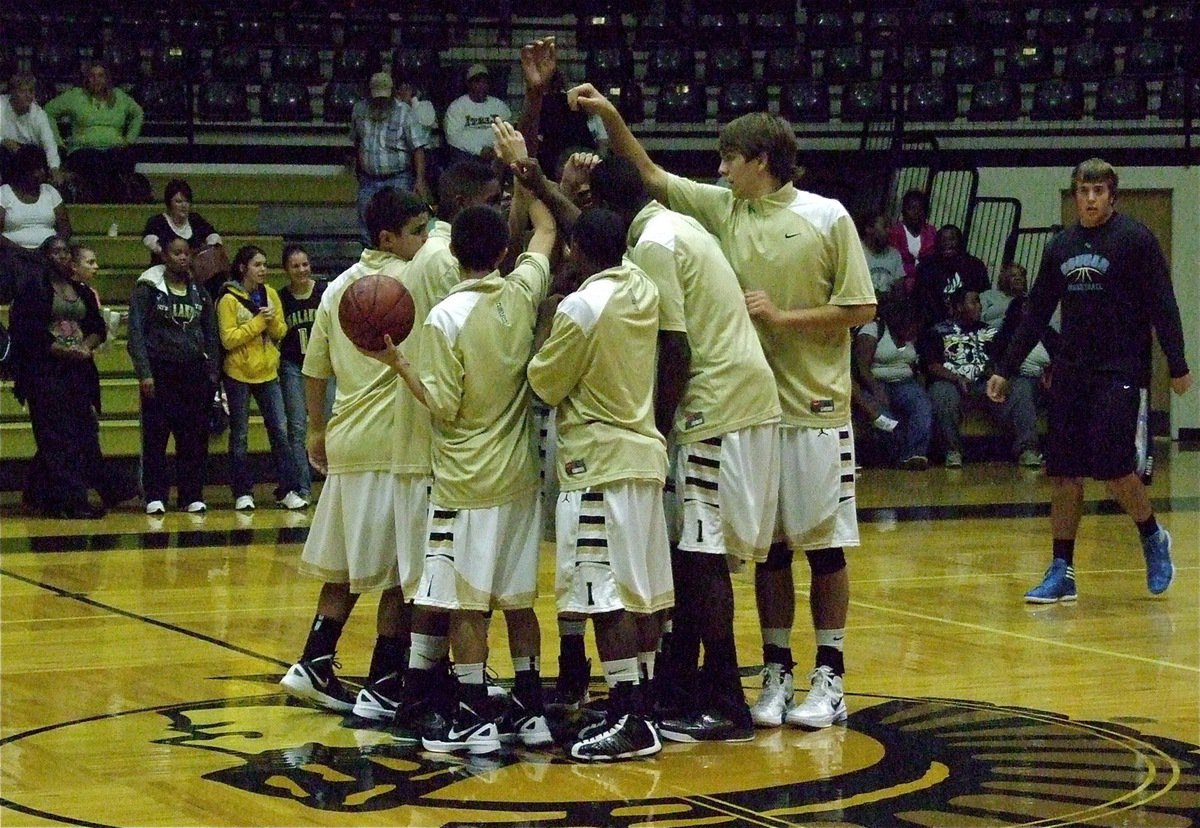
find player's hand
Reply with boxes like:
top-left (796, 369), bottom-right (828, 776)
top-left (1171, 372), bottom-right (1193, 395)
top-left (139, 378), bottom-right (156, 399)
top-left (566, 83), bottom-right (612, 116)
top-left (744, 290), bottom-right (783, 325)
top-left (520, 36), bottom-right (556, 91)
top-left (510, 157), bottom-right (550, 197)
top-left (356, 333), bottom-right (407, 371)
top-left (986, 374), bottom-right (1009, 403)
top-left (306, 431), bottom-right (328, 476)
top-left (560, 152), bottom-right (600, 199)
top-left (492, 118), bottom-right (528, 166)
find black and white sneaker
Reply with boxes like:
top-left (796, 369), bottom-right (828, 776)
top-left (569, 713), bottom-right (661, 761)
top-left (421, 702), bottom-right (501, 755)
top-left (279, 654), bottom-right (356, 713)
top-left (498, 696), bottom-right (554, 747)
top-left (352, 671), bottom-right (403, 721)
top-left (658, 708), bottom-right (755, 743)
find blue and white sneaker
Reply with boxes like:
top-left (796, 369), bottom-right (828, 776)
top-left (1141, 528), bottom-right (1174, 595)
top-left (1024, 559), bottom-right (1077, 604)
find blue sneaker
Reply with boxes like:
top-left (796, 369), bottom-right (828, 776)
top-left (1025, 559), bottom-right (1077, 604)
top-left (1141, 528), bottom-right (1174, 595)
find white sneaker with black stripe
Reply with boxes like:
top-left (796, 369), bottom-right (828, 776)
top-left (352, 672), bottom-right (403, 721)
top-left (786, 666), bottom-right (847, 729)
top-left (280, 654), bottom-right (356, 713)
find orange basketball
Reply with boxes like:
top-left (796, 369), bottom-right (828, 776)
top-left (337, 275), bottom-right (416, 352)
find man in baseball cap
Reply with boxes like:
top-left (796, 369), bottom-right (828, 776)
top-left (444, 63), bottom-right (511, 164)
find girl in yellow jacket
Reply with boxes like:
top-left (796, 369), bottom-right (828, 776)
top-left (217, 245), bottom-right (307, 511)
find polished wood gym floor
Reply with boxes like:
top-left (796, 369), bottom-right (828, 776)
top-left (1, 447), bottom-right (1197, 827)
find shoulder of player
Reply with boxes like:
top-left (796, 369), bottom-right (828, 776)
top-left (425, 289), bottom-right (484, 342)
top-left (780, 188), bottom-right (851, 235)
top-left (557, 275), bottom-right (625, 335)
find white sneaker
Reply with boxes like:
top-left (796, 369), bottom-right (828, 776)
top-left (145, 500), bottom-right (166, 515)
top-left (786, 666), bottom-right (847, 729)
top-left (750, 663), bottom-right (794, 727)
top-left (185, 501), bottom-right (207, 513)
top-left (277, 491), bottom-right (308, 510)
top-left (234, 495), bottom-right (256, 511)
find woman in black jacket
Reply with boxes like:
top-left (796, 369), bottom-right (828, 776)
top-left (8, 235), bottom-right (125, 517)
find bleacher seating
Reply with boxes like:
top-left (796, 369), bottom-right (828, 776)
top-left (655, 83), bottom-right (707, 123)
top-left (1032, 78), bottom-right (1084, 120)
top-left (717, 82), bottom-right (767, 122)
top-left (1095, 77), bottom-right (1148, 119)
top-left (781, 80), bottom-right (831, 122)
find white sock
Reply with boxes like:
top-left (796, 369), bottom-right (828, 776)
top-left (600, 657), bottom-right (640, 687)
top-left (816, 628), bottom-right (846, 651)
top-left (637, 651), bottom-right (656, 681)
top-left (763, 627), bottom-right (790, 649)
top-left (409, 633), bottom-right (449, 670)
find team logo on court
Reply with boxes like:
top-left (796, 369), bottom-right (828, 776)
top-left (3, 687), bottom-right (1196, 827)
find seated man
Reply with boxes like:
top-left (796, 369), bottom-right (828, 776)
top-left (913, 224), bottom-right (990, 327)
top-left (918, 288), bottom-right (1040, 468)
top-left (443, 64), bottom-right (512, 167)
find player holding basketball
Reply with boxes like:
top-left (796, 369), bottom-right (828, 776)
top-left (571, 85), bottom-right (876, 731)
top-left (370, 122), bottom-right (557, 754)
top-left (279, 187), bottom-right (430, 716)
top-left (988, 158), bottom-right (1192, 603)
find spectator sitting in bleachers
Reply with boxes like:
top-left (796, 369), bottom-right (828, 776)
top-left (853, 297), bottom-right (932, 470)
top-left (443, 63), bottom-right (512, 166)
top-left (919, 287), bottom-right (1040, 468)
top-left (980, 261), bottom-right (1026, 329)
top-left (913, 224), bottom-right (991, 327)
top-left (888, 188), bottom-right (936, 294)
top-left (0, 145), bottom-right (71, 250)
top-left (142, 178), bottom-right (222, 265)
top-left (1, 73), bottom-right (62, 186)
top-left (858, 211), bottom-right (904, 301)
top-left (44, 62), bottom-right (144, 203)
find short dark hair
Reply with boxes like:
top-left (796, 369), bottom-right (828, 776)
top-left (946, 287), bottom-right (977, 310)
top-left (571, 208), bottom-right (627, 270)
top-left (364, 187), bottom-right (428, 249)
top-left (281, 243), bottom-right (308, 269)
top-left (450, 206), bottom-right (509, 272)
top-left (232, 244), bottom-right (267, 278)
top-left (69, 243), bottom-right (94, 263)
top-left (9, 144), bottom-right (48, 183)
top-left (901, 189), bottom-right (929, 211)
top-left (590, 156), bottom-right (649, 215)
top-left (1071, 157), bottom-right (1118, 194)
top-left (717, 112), bottom-right (797, 185)
top-left (163, 178), bottom-right (194, 207)
top-left (436, 160), bottom-right (498, 221)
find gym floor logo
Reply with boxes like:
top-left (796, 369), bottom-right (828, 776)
top-left (2, 692), bottom-right (1196, 827)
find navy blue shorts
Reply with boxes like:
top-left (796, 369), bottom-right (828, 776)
top-left (1046, 372), bottom-right (1143, 480)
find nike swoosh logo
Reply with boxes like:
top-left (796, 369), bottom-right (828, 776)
top-left (312, 672), bottom-right (329, 689)
top-left (785, 232), bottom-right (800, 238)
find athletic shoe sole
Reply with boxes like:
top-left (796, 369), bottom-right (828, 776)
top-left (658, 727), bottom-right (755, 743)
top-left (352, 693), bottom-right (399, 721)
top-left (1024, 592), bottom-right (1078, 604)
top-left (422, 728), bottom-right (501, 755)
top-left (786, 703), bottom-right (848, 730)
top-left (279, 664), bottom-right (355, 713)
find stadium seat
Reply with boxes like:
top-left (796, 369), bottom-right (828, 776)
top-left (717, 81), bottom-right (767, 121)
top-left (1005, 43), bottom-right (1054, 83)
top-left (173, 17), bottom-right (224, 49)
top-left (227, 16), bottom-right (274, 45)
top-left (707, 47), bottom-right (754, 84)
top-left (806, 9), bottom-right (854, 48)
top-left (331, 48), bottom-right (375, 81)
top-left (944, 44), bottom-right (994, 84)
top-left (655, 82), bottom-right (707, 122)
top-left (748, 12), bottom-right (797, 47)
top-left (211, 45), bottom-right (264, 83)
top-left (968, 78), bottom-right (1022, 120)
top-left (153, 45), bottom-right (198, 82)
top-left (824, 45), bottom-right (872, 84)
top-left (0, 45), bottom-right (15, 81)
top-left (646, 46), bottom-right (697, 83)
top-left (577, 12), bottom-right (625, 48)
top-left (285, 16), bottom-right (330, 47)
top-left (322, 80), bottom-right (361, 123)
top-left (103, 42), bottom-right (146, 84)
top-left (970, 6), bottom-right (1028, 46)
top-left (199, 82), bottom-right (252, 122)
top-left (1151, 2), bottom-right (1197, 41)
top-left (273, 46), bottom-right (322, 83)
top-left (906, 80), bottom-right (957, 121)
top-left (883, 45), bottom-right (933, 80)
top-left (864, 8), bottom-right (903, 49)
top-left (34, 44), bottom-right (82, 84)
top-left (1093, 5), bottom-right (1142, 41)
top-left (1037, 6), bottom-right (1081, 43)
top-left (762, 47), bottom-right (809, 83)
top-left (1094, 76), bottom-right (1148, 118)
top-left (1157, 75), bottom-right (1199, 117)
top-left (698, 13), bottom-right (742, 44)
top-left (780, 80), bottom-right (831, 122)
top-left (1064, 41), bottom-right (1115, 79)
top-left (343, 16), bottom-right (392, 50)
top-left (840, 81), bottom-right (892, 121)
top-left (261, 82), bottom-right (313, 122)
top-left (136, 80), bottom-right (190, 122)
top-left (1123, 39), bottom-right (1176, 76)
top-left (925, 7), bottom-right (963, 47)
top-left (602, 82), bottom-right (645, 125)
top-left (393, 48), bottom-right (441, 88)
top-left (635, 7), bottom-right (688, 47)
top-left (586, 47), bottom-right (634, 84)
top-left (1031, 78), bottom-right (1084, 119)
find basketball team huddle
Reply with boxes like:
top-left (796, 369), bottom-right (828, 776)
top-left (274, 39), bottom-right (1192, 763)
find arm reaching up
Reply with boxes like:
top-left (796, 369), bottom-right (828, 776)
top-left (567, 83), bottom-right (668, 202)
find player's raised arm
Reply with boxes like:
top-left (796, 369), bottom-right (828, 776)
top-left (568, 83), bottom-right (668, 203)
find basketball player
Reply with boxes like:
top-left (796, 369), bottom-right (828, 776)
top-left (528, 207), bottom-right (671, 761)
top-left (279, 188), bottom-right (430, 716)
top-left (387, 160), bottom-right (506, 734)
top-left (987, 158), bottom-right (1192, 603)
top-left (571, 85), bottom-right (877, 731)
top-left (371, 170), bottom-right (557, 754)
